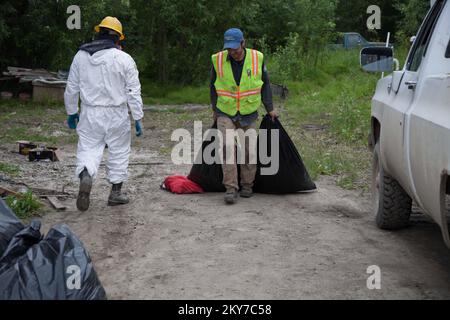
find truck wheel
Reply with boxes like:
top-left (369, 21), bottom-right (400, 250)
top-left (372, 142), bottom-right (412, 229)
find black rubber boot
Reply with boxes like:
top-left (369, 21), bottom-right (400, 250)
top-left (224, 188), bottom-right (239, 205)
top-left (240, 186), bottom-right (253, 198)
top-left (108, 183), bottom-right (130, 206)
top-left (76, 168), bottom-right (92, 212)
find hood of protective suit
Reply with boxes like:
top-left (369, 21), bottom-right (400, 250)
top-left (83, 48), bottom-right (112, 67)
top-left (65, 41), bottom-right (144, 122)
top-left (79, 39), bottom-right (119, 56)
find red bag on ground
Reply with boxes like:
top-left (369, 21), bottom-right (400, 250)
top-left (161, 176), bottom-right (204, 194)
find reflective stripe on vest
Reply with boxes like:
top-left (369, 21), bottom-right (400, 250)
top-left (212, 49), bottom-right (264, 116)
top-left (251, 49), bottom-right (258, 76)
top-left (217, 51), bottom-right (224, 78)
top-left (216, 49), bottom-right (259, 79)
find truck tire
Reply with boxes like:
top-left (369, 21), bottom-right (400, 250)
top-left (372, 142), bottom-right (412, 229)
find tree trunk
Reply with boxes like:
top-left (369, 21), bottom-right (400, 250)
top-left (158, 25), bottom-right (168, 84)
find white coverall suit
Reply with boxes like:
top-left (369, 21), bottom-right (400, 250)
top-left (64, 48), bottom-right (143, 184)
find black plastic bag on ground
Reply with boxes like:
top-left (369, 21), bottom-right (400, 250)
top-left (188, 122), bottom-right (227, 192)
top-left (0, 215), bottom-right (106, 300)
top-left (0, 199), bottom-right (25, 257)
top-left (254, 115), bottom-right (317, 194)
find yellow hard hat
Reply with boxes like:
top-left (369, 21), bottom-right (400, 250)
top-left (95, 16), bottom-right (125, 40)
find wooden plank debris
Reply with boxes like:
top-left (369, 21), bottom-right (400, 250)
top-left (3, 67), bottom-right (58, 83)
top-left (0, 186), bottom-right (21, 198)
top-left (46, 196), bottom-right (66, 211)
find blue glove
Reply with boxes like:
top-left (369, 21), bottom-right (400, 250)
top-left (67, 113), bottom-right (79, 129)
top-left (135, 120), bottom-right (143, 137)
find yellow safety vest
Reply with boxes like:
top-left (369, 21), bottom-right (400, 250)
top-left (212, 48), bottom-right (264, 116)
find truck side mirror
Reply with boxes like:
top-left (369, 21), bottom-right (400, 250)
top-left (360, 46), bottom-right (394, 73)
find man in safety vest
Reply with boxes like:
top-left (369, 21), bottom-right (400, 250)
top-left (211, 28), bottom-right (277, 204)
top-left (65, 17), bottom-right (144, 211)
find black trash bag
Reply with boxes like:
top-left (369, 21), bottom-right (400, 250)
top-left (254, 115), bottom-right (317, 194)
top-left (0, 220), bottom-right (107, 300)
top-left (0, 198), bottom-right (25, 257)
top-left (0, 220), bottom-right (42, 267)
top-left (188, 122), bottom-right (227, 192)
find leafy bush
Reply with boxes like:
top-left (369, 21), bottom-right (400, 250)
top-left (5, 191), bottom-right (42, 220)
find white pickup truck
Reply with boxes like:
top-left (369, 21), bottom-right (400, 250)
top-left (360, 0), bottom-right (450, 248)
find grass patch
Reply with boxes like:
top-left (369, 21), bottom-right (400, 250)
top-left (159, 146), bottom-right (173, 156)
top-left (0, 162), bottom-right (21, 177)
top-left (0, 99), bottom-right (76, 145)
top-left (273, 46), bottom-right (410, 190)
top-left (5, 191), bottom-right (42, 221)
top-left (280, 49), bottom-right (380, 189)
top-left (2, 127), bottom-right (60, 145)
top-left (141, 79), bottom-right (209, 105)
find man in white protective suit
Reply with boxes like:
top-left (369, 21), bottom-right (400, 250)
top-left (64, 16), bottom-right (144, 211)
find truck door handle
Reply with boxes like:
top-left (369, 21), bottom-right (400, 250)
top-left (405, 81), bottom-right (417, 90)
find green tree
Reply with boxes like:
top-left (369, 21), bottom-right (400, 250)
top-left (0, 0), bottom-right (131, 71)
top-left (129, 0), bottom-right (259, 84)
top-left (394, 0), bottom-right (430, 44)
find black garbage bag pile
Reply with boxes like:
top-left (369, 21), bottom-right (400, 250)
top-left (188, 116), bottom-right (316, 194)
top-left (253, 115), bottom-right (316, 194)
top-left (0, 198), bottom-right (106, 300)
top-left (188, 122), bottom-right (226, 192)
top-left (0, 199), bottom-right (24, 258)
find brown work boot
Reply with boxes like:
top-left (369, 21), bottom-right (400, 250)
top-left (240, 186), bottom-right (253, 198)
top-left (224, 188), bottom-right (238, 205)
top-left (76, 168), bottom-right (92, 212)
top-left (108, 183), bottom-right (129, 206)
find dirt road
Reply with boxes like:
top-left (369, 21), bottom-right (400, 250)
top-left (2, 108), bottom-right (450, 299)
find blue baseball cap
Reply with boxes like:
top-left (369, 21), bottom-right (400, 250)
top-left (223, 28), bottom-right (244, 49)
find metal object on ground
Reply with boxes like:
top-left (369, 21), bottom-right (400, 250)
top-left (31, 187), bottom-right (70, 197)
top-left (28, 147), bottom-right (59, 162)
top-left (271, 83), bottom-right (289, 99)
top-left (17, 141), bottom-right (38, 156)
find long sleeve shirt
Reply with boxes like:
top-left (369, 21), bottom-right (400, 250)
top-left (64, 42), bottom-right (144, 121)
top-left (210, 50), bottom-right (273, 126)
